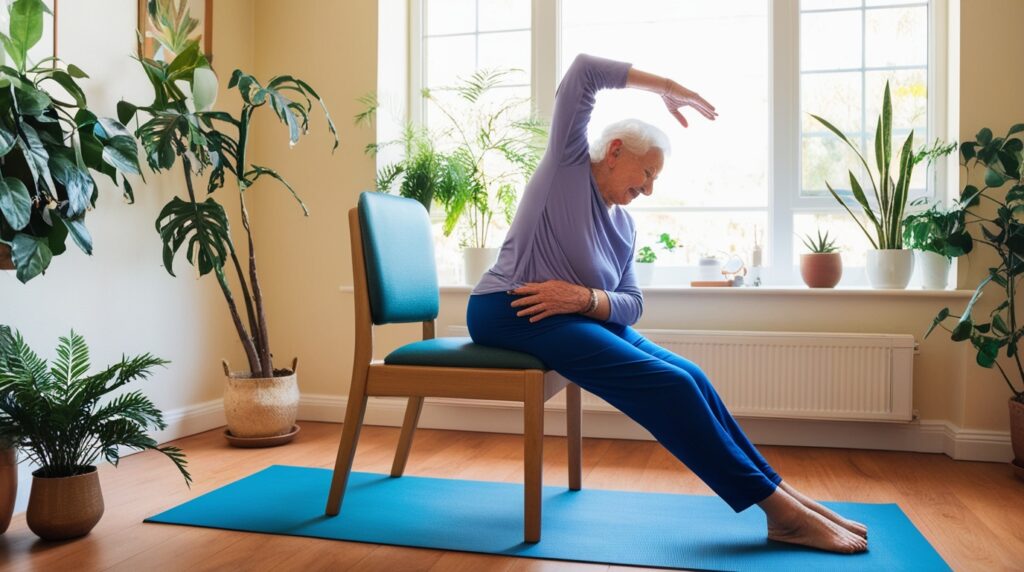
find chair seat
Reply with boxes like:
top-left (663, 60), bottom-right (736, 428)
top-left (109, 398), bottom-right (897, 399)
top-left (384, 337), bottom-right (546, 370)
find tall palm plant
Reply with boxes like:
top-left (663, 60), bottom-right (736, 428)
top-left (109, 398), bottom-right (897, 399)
top-left (0, 328), bottom-right (190, 482)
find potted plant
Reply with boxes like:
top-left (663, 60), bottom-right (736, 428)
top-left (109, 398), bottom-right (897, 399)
top-left (634, 246), bottom-right (657, 286)
top-left (902, 198), bottom-right (973, 289)
top-left (0, 329), bottom-right (190, 540)
top-left (119, 27), bottom-right (337, 443)
top-left (925, 123), bottom-right (1024, 478)
top-left (364, 70), bottom-right (545, 285)
top-left (799, 229), bottom-right (842, 288)
top-left (810, 82), bottom-right (955, 289)
top-left (0, 0), bottom-right (141, 282)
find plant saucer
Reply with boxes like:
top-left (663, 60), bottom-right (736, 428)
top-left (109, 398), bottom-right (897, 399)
top-left (224, 424), bottom-right (301, 448)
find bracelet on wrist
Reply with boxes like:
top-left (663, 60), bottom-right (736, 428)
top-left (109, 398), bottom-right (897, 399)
top-left (584, 288), bottom-right (599, 313)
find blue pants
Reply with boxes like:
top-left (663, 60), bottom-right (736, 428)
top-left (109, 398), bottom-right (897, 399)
top-left (467, 292), bottom-right (781, 512)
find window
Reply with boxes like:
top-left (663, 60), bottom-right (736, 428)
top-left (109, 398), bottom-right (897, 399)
top-left (409, 0), bottom-right (945, 285)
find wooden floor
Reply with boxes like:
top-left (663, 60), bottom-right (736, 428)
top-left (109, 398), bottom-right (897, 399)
top-left (1, 421), bottom-right (1022, 571)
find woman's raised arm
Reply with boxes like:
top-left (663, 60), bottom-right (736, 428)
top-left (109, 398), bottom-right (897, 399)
top-left (625, 67), bottom-right (718, 127)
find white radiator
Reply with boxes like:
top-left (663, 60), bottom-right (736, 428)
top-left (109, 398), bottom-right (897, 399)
top-left (448, 327), bottom-right (916, 423)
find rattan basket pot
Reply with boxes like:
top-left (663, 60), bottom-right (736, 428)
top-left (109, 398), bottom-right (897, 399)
top-left (26, 466), bottom-right (104, 540)
top-left (223, 358), bottom-right (300, 439)
top-left (0, 447), bottom-right (16, 534)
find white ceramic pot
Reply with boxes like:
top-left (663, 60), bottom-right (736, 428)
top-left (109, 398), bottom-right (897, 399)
top-left (634, 262), bottom-right (655, 286)
top-left (464, 247), bottom-right (499, 286)
top-left (916, 250), bottom-right (951, 290)
top-left (866, 249), bottom-right (914, 289)
top-left (223, 359), bottom-right (300, 438)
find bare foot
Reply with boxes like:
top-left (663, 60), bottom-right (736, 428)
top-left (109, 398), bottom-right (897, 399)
top-left (779, 481), bottom-right (868, 539)
top-left (759, 488), bottom-right (868, 554)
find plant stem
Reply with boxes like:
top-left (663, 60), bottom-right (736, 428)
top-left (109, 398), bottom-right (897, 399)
top-left (181, 157), bottom-right (260, 373)
top-left (238, 191), bottom-right (272, 377)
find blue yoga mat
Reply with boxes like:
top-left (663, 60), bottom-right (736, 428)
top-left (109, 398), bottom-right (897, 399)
top-left (145, 465), bottom-right (948, 571)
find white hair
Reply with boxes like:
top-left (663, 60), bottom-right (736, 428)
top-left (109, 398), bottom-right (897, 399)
top-left (589, 118), bottom-right (672, 162)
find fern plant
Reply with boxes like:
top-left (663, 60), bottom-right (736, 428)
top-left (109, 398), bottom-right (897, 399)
top-left (0, 327), bottom-right (190, 482)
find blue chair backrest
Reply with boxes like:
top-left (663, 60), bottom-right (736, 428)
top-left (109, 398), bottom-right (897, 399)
top-left (357, 192), bottom-right (440, 325)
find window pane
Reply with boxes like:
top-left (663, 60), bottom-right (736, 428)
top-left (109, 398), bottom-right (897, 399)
top-left (864, 69), bottom-right (927, 131)
top-left (865, 6), bottom-right (927, 67)
top-left (631, 211), bottom-right (768, 268)
top-left (801, 10), bottom-right (862, 71)
top-left (562, 0), bottom-right (769, 209)
top-left (426, 0), bottom-right (476, 35)
top-left (478, 0), bottom-right (530, 32)
top-left (478, 30), bottom-right (531, 76)
top-left (801, 134), bottom-right (867, 197)
top-left (426, 35), bottom-right (477, 87)
top-left (794, 212), bottom-right (874, 267)
top-left (802, 0), bottom-right (862, 9)
top-left (801, 71), bottom-right (862, 134)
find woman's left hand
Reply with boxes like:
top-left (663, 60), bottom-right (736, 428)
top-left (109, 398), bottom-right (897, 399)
top-left (509, 280), bottom-right (589, 323)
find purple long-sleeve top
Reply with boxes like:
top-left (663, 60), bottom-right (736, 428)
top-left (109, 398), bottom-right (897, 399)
top-left (471, 54), bottom-right (643, 326)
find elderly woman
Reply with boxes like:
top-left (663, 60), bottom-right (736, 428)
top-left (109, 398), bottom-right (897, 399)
top-left (467, 54), bottom-right (868, 554)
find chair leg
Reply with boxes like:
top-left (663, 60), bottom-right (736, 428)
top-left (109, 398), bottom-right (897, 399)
top-left (390, 396), bottom-right (424, 477)
top-left (524, 371), bottom-right (545, 543)
top-left (566, 383), bottom-right (582, 491)
top-left (325, 368), bottom-right (370, 516)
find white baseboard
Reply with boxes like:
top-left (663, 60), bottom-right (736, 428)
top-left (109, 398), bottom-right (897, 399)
top-left (141, 393), bottom-right (1013, 463)
top-left (295, 393), bottom-right (1014, 463)
top-left (152, 398), bottom-right (226, 444)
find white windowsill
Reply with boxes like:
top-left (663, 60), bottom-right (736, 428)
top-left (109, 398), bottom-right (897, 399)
top-left (338, 285), bottom-right (973, 299)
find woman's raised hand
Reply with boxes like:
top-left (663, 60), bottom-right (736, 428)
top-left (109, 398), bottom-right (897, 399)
top-left (509, 280), bottom-right (590, 323)
top-left (661, 80), bottom-right (717, 128)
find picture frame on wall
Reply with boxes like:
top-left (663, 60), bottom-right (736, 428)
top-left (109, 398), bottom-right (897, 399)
top-left (137, 0), bottom-right (213, 62)
top-left (0, 0), bottom-right (57, 63)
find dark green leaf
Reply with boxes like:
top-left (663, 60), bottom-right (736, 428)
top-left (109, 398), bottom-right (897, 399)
top-left (1008, 124), bottom-right (1024, 136)
top-left (0, 176), bottom-right (31, 230)
top-left (61, 215), bottom-right (93, 255)
top-left (977, 127), bottom-right (993, 146)
top-left (992, 313), bottom-right (1009, 336)
top-left (13, 84), bottom-right (51, 115)
top-left (11, 232), bottom-right (51, 283)
top-left (951, 319), bottom-right (973, 342)
top-left (16, 123), bottom-right (55, 195)
top-left (155, 196), bottom-right (231, 277)
top-left (961, 142), bottom-right (977, 161)
top-left (48, 153), bottom-right (93, 217)
top-left (985, 167), bottom-right (1005, 188)
top-left (0, 125), bottom-right (15, 157)
top-left (116, 101), bottom-right (138, 125)
top-left (46, 212), bottom-right (68, 256)
top-left (101, 135), bottom-right (142, 176)
top-left (977, 337), bottom-right (1000, 368)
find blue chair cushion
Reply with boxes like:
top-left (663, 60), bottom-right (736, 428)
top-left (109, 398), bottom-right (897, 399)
top-left (358, 192), bottom-right (440, 325)
top-left (384, 337), bottom-right (546, 370)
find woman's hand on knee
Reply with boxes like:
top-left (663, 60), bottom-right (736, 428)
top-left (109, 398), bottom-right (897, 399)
top-left (508, 280), bottom-right (590, 322)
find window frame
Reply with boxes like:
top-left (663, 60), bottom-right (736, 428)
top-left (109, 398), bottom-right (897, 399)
top-left (408, 0), bottom-right (953, 287)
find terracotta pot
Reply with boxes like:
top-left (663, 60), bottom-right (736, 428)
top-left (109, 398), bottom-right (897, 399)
top-left (0, 244), bottom-right (13, 271)
top-left (27, 466), bottom-right (104, 540)
top-left (223, 358), bottom-right (300, 439)
top-left (0, 447), bottom-right (16, 534)
top-left (1010, 398), bottom-right (1024, 472)
top-left (799, 253), bottom-right (842, 288)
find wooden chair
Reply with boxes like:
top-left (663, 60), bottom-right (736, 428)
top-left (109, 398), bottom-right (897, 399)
top-left (325, 192), bottom-right (583, 543)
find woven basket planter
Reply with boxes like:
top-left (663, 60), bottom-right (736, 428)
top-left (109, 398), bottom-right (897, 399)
top-left (223, 358), bottom-right (300, 440)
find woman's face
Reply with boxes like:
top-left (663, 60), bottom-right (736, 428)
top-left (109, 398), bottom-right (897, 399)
top-left (596, 140), bottom-right (665, 207)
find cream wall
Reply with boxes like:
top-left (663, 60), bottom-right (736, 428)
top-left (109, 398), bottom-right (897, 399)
top-left (957, 0), bottom-right (1024, 430)
top-left (2, 0), bottom-right (254, 512)
top-left (0, 0), bottom-right (253, 413)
